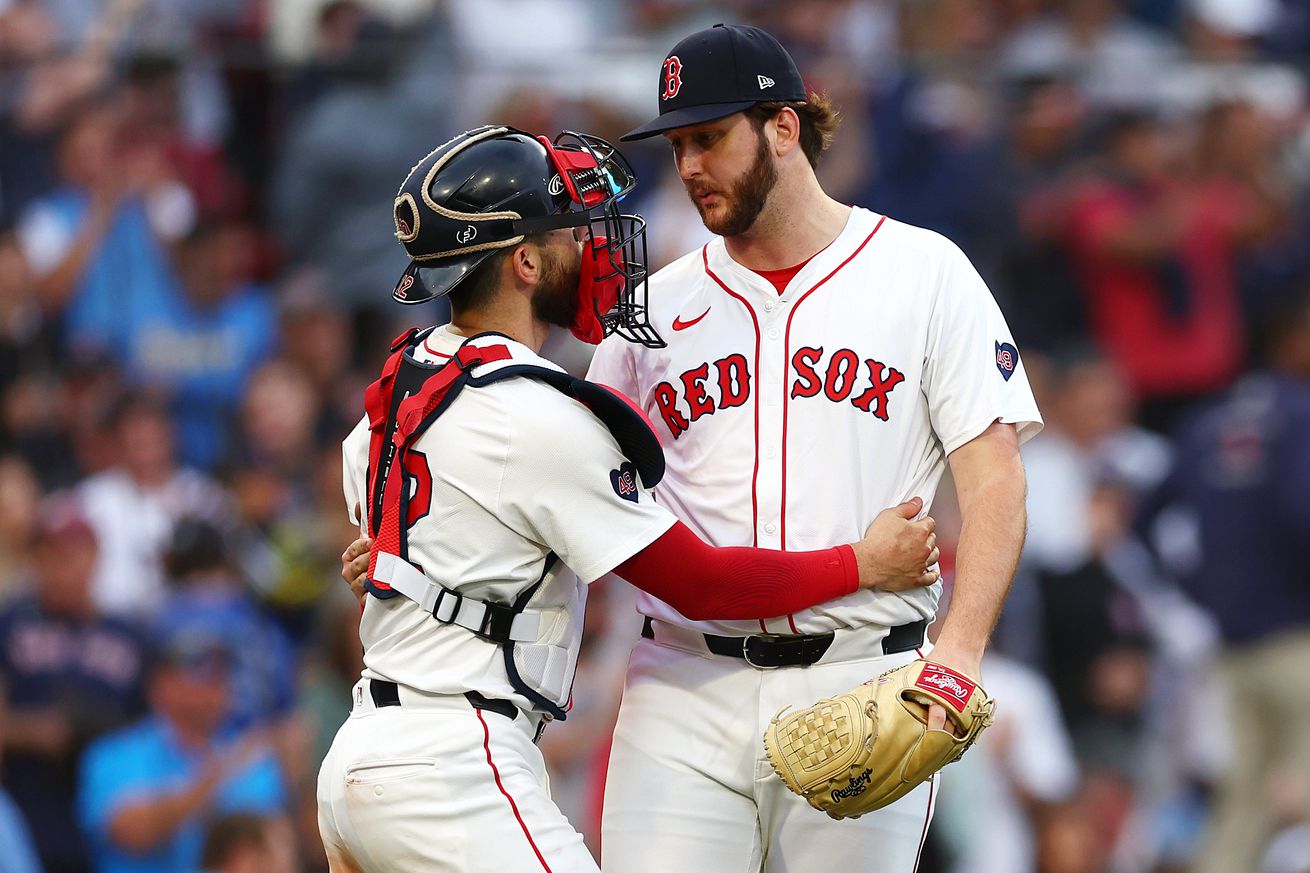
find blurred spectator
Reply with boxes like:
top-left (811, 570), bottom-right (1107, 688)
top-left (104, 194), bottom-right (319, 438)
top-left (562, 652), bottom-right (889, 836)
top-left (0, 230), bottom-right (57, 389)
top-left (227, 374), bottom-right (352, 628)
top-left (115, 53), bottom-right (244, 221)
top-left (276, 270), bottom-right (358, 430)
top-left (279, 1), bottom-right (406, 111)
top-left (1037, 786), bottom-right (1129, 873)
top-left (1000, 0), bottom-right (1179, 107)
top-left (1036, 476), bottom-right (1155, 774)
top-left (1183, 0), bottom-right (1277, 62)
top-left (155, 519), bottom-right (296, 734)
top-left (270, 6), bottom-right (452, 309)
top-left (76, 632), bottom-right (286, 873)
top-left (16, 103), bottom-right (197, 358)
top-left (0, 497), bottom-right (150, 873)
top-left (198, 812), bottom-right (296, 873)
top-left (1144, 291), bottom-right (1310, 873)
top-left (267, 0), bottom-right (433, 64)
top-left (297, 594), bottom-right (362, 781)
top-left (1060, 107), bottom-right (1283, 430)
top-left (77, 393), bottom-right (230, 618)
top-left (856, 0), bottom-right (1002, 262)
top-left (126, 219), bottom-right (277, 470)
top-left (935, 654), bottom-right (1080, 873)
top-left (0, 785), bottom-right (44, 873)
top-left (1023, 349), bottom-right (1170, 575)
top-left (0, 0), bottom-right (120, 223)
top-left (995, 73), bottom-right (1091, 350)
top-left (295, 592), bottom-right (360, 867)
top-left (0, 455), bottom-right (41, 596)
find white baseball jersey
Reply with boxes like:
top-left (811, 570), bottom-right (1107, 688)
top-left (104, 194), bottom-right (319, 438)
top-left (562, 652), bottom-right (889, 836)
top-left (342, 326), bottom-right (676, 714)
top-left (588, 207), bottom-right (1043, 636)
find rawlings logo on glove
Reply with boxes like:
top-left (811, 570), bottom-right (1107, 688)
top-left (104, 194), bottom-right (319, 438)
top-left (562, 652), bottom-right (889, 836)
top-left (763, 659), bottom-right (995, 820)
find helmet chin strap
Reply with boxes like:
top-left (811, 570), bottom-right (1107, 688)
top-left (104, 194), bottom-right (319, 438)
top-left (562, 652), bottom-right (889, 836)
top-left (570, 236), bottom-right (623, 345)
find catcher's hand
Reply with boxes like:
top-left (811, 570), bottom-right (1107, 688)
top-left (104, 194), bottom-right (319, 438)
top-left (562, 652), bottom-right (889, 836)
top-left (341, 531), bottom-right (371, 603)
top-left (763, 660), bottom-right (994, 819)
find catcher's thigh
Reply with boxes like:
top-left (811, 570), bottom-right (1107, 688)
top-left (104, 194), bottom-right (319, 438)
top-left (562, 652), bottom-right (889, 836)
top-left (603, 633), bottom-right (937, 873)
top-left (318, 680), bottom-right (598, 873)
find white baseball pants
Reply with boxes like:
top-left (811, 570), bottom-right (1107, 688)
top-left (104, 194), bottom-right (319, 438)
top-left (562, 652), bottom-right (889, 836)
top-left (601, 624), bottom-right (938, 873)
top-left (318, 679), bottom-right (598, 873)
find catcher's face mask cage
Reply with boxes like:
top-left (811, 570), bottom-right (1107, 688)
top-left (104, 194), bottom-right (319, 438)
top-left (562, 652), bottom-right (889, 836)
top-left (535, 131), bottom-right (664, 349)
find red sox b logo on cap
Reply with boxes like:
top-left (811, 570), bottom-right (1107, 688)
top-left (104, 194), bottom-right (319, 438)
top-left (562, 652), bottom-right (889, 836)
top-left (661, 56), bottom-right (683, 101)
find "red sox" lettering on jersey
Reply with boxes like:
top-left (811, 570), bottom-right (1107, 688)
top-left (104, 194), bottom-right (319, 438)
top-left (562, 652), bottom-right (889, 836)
top-left (653, 348), bottom-right (905, 439)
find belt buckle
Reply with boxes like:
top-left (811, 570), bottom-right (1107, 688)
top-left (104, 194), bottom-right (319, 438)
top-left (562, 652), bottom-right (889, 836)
top-left (742, 634), bottom-right (782, 669)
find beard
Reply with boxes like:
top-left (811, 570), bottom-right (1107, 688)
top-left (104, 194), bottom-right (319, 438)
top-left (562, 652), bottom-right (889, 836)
top-left (686, 128), bottom-right (779, 237)
top-left (531, 243), bottom-right (583, 329)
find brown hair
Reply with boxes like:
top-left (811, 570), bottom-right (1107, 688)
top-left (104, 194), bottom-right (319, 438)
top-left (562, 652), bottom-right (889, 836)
top-left (744, 92), bottom-right (842, 169)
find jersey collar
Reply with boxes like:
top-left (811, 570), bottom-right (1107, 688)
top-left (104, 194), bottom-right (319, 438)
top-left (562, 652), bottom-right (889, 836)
top-left (707, 207), bottom-right (881, 303)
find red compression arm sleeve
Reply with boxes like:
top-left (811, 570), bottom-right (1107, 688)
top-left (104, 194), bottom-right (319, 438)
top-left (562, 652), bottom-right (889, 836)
top-left (613, 521), bottom-right (859, 621)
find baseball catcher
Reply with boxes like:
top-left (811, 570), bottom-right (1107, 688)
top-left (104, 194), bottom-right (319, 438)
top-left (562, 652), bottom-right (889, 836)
top-left (764, 660), bottom-right (995, 819)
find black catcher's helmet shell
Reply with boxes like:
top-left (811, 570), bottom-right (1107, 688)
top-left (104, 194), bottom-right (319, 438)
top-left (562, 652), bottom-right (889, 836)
top-left (392, 126), bottom-right (573, 304)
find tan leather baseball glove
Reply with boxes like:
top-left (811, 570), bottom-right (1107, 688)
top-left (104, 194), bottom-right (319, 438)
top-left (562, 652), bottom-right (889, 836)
top-left (763, 660), bottom-right (995, 819)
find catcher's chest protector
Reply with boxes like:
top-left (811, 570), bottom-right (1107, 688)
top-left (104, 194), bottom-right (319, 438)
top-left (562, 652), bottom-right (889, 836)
top-left (361, 328), bottom-right (663, 719)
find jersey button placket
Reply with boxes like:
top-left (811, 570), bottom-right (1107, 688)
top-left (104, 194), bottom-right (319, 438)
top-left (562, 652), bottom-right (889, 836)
top-left (757, 293), bottom-right (785, 548)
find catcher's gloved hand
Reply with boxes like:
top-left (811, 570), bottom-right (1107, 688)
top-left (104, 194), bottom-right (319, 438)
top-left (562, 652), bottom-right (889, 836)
top-left (763, 660), bottom-right (995, 819)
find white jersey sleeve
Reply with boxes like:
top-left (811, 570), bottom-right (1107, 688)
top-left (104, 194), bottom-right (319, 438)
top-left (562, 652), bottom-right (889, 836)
top-left (585, 334), bottom-right (638, 398)
top-left (342, 414), bottom-right (369, 531)
top-left (496, 396), bottom-right (676, 584)
top-left (923, 241), bottom-right (1043, 455)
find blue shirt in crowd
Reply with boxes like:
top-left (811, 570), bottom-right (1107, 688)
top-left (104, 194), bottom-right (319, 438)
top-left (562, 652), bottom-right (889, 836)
top-left (34, 190), bottom-right (177, 360)
top-left (77, 718), bottom-right (285, 873)
top-left (153, 586), bottom-right (296, 732)
top-left (125, 282), bottom-right (276, 471)
top-left (1149, 372), bottom-right (1310, 645)
top-left (0, 785), bottom-right (44, 873)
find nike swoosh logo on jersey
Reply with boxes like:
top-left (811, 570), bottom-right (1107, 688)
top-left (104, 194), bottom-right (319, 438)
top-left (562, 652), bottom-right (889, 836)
top-left (672, 307), bottom-right (711, 331)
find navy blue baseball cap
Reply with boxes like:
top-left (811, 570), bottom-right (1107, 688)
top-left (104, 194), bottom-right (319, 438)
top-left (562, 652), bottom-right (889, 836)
top-left (621, 24), bottom-right (807, 141)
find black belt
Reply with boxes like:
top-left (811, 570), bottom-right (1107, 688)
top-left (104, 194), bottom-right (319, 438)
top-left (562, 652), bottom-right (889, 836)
top-left (640, 617), bottom-right (927, 668)
top-left (368, 680), bottom-right (519, 721)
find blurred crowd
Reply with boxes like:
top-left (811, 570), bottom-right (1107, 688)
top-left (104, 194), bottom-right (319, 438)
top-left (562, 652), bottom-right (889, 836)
top-left (1, 0), bottom-right (1309, 871)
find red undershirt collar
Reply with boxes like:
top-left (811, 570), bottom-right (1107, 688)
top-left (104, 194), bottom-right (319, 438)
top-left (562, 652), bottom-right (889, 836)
top-left (749, 252), bottom-right (820, 296)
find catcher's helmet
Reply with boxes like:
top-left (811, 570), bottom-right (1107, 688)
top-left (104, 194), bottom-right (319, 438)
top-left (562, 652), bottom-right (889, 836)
top-left (392, 125), bottom-right (663, 347)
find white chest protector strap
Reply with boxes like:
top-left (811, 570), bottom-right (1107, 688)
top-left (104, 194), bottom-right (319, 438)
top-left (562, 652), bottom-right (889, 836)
top-left (371, 551), bottom-right (541, 642)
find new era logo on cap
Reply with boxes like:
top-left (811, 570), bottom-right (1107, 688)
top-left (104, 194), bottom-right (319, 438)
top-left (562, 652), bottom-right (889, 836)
top-left (758, 75), bottom-right (775, 89)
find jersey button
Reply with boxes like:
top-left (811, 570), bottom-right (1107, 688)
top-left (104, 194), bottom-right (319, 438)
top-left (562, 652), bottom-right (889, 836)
top-left (767, 328), bottom-right (780, 340)
top-left (764, 522), bottom-right (777, 535)
top-left (764, 301), bottom-right (776, 312)
top-left (765, 447), bottom-right (777, 458)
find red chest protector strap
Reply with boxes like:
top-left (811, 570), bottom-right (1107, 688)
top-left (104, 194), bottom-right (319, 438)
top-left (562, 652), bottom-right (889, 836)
top-left (363, 330), bottom-right (512, 597)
